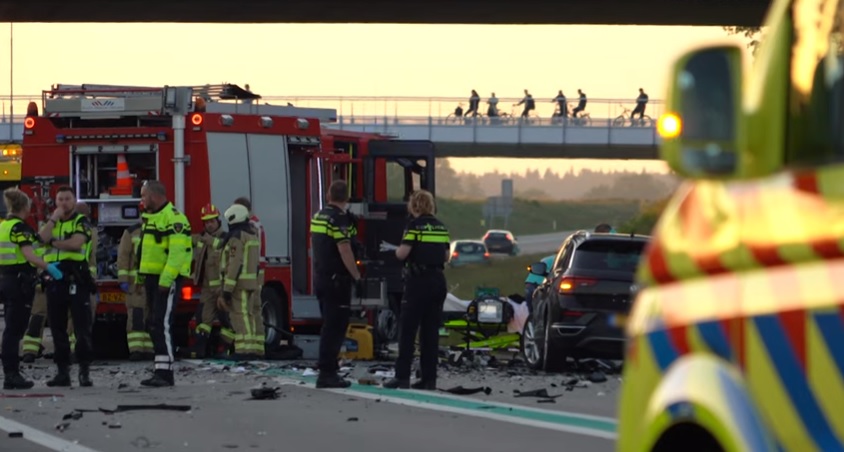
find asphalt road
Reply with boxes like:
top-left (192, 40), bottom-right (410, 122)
top-left (513, 230), bottom-right (575, 256)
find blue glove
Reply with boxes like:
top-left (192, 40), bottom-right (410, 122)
top-left (119, 282), bottom-right (130, 293)
top-left (46, 263), bottom-right (63, 281)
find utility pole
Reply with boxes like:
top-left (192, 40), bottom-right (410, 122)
top-left (9, 22), bottom-right (12, 140)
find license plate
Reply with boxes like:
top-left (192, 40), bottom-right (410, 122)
top-left (100, 292), bottom-right (126, 304)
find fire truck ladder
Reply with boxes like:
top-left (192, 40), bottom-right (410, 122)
top-left (43, 83), bottom-right (261, 119)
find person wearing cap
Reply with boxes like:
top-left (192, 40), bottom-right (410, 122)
top-left (188, 203), bottom-right (231, 359)
top-left (116, 201), bottom-right (153, 361)
top-left (216, 204), bottom-right (263, 359)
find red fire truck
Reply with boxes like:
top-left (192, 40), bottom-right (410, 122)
top-left (20, 83), bottom-right (436, 358)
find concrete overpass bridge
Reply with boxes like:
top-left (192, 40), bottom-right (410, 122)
top-left (0, 94), bottom-right (664, 160)
top-left (0, 0), bottom-right (772, 26)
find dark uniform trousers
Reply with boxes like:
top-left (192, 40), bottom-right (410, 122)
top-left (315, 275), bottom-right (352, 375)
top-left (1, 271), bottom-right (36, 373)
top-left (395, 269), bottom-right (447, 382)
top-left (46, 264), bottom-right (93, 366)
top-left (143, 274), bottom-right (183, 371)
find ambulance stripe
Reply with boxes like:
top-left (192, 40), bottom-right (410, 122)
top-left (813, 311), bottom-right (844, 380)
top-left (667, 326), bottom-right (690, 356)
top-left (754, 315), bottom-right (842, 450)
top-left (793, 171), bottom-right (819, 194)
top-left (648, 239), bottom-right (674, 284)
top-left (749, 245), bottom-right (787, 267)
top-left (812, 239), bottom-right (844, 259)
top-left (777, 310), bottom-right (807, 371)
top-left (647, 329), bottom-right (679, 371)
top-left (716, 368), bottom-right (772, 452)
top-left (696, 320), bottom-right (732, 360)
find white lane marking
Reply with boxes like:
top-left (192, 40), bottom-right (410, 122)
top-left (275, 378), bottom-right (616, 440)
top-left (0, 414), bottom-right (102, 452)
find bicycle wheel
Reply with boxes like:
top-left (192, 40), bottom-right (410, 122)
top-left (612, 115), bottom-right (626, 127)
top-left (641, 115), bottom-right (654, 127)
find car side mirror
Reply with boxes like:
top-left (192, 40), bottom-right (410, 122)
top-left (529, 262), bottom-right (547, 276)
top-left (658, 44), bottom-right (744, 180)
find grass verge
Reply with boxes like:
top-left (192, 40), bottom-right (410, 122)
top-left (444, 252), bottom-right (552, 300)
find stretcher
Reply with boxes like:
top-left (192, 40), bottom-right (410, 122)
top-left (439, 287), bottom-right (529, 354)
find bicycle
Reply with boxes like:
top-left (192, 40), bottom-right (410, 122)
top-left (568, 103), bottom-right (592, 127)
top-left (510, 104), bottom-right (542, 126)
top-left (613, 104), bottom-right (653, 127)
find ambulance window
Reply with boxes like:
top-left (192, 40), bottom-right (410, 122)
top-left (786, 0), bottom-right (844, 165)
top-left (206, 133), bottom-right (251, 224)
top-left (385, 161), bottom-right (406, 203)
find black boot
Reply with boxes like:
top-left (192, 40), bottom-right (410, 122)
top-left (128, 351), bottom-right (144, 361)
top-left (315, 373), bottom-right (351, 389)
top-left (20, 353), bottom-right (36, 364)
top-left (78, 364), bottom-right (93, 387)
top-left (46, 365), bottom-right (71, 387)
top-left (3, 372), bottom-right (34, 390)
top-left (141, 370), bottom-right (174, 387)
top-left (411, 380), bottom-right (436, 390)
top-left (382, 378), bottom-right (410, 389)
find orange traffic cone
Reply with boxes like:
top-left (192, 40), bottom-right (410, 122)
top-left (109, 154), bottom-right (133, 196)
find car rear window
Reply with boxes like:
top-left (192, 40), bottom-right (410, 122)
top-left (457, 243), bottom-right (485, 253)
top-left (572, 240), bottom-right (646, 272)
top-left (487, 233), bottom-right (508, 239)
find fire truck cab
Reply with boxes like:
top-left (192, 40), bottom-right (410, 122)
top-left (20, 83), bottom-right (435, 358)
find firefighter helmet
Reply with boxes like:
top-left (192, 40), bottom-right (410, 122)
top-left (200, 203), bottom-right (220, 221)
top-left (224, 204), bottom-right (250, 224)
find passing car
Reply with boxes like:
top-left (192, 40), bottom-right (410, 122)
top-left (448, 240), bottom-right (491, 267)
top-left (521, 230), bottom-right (649, 371)
top-left (482, 229), bottom-right (519, 255)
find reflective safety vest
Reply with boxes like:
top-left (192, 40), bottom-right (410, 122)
top-left (220, 227), bottom-right (260, 293)
top-left (44, 213), bottom-right (89, 263)
top-left (0, 217), bottom-right (29, 266)
top-left (138, 202), bottom-right (192, 288)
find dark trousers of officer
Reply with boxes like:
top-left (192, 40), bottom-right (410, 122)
top-left (315, 275), bottom-right (351, 376)
top-left (143, 275), bottom-right (183, 374)
top-left (46, 276), bottom-right (93, 367)
top-left (1, 271), bottom-right (36, 374)
top-left (395, 270), bottom-right (447, 383)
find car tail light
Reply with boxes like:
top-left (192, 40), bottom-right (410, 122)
top-left (484, 252), bottom-right (490, 258)
top-left (559, 276), bottom-right (598, 293)
top-left (181, 286), bottom-right (193, 301)
top-left (452, 251), bottom-right (459, 258)
top-left (506, 233), bottom-right (514, 241)
top-left (561, 309), bottom-right (584, 319)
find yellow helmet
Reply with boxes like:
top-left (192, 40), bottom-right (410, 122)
top-left (224, 204), bottom-right (250, 224)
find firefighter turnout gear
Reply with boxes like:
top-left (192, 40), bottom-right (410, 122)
top-left (117, 222), bottom-right (153, 359)
top-left (384, 214), bottom-right (450, 390)
top-left (190, 223), bottom-right (231, 358)
top-left (0, 217), bottom-right (41, 389)
top-left (219, 207), bottom-right (262, 358)
top-left (310, 204), bottom-right (357, 388)
top-left (249, 213), bottom-right (266, 356)
top-left (43, 212), bottom-right (95, 388)
top-left (138, 201), bottom-right (192, 387)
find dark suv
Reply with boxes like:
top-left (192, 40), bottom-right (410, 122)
top-left (521, 230), bottom-right (649, 371)
top-left (482, 229), bottom-right (518, 255)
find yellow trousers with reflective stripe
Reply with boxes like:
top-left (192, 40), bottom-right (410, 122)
top-left (125, 289), bottom-right (153, 354)
top-left (195, 284), bottom-right (234, 345)
top-left (230, 289), bottom-right (263, 356)
top-left (22, 291), bottom-right (78, 355)
top-left (249, 282), bottom-right (265, 352)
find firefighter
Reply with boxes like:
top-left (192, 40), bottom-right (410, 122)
top-left (38, 186), bottom-right (96, 387)
top-left (233, 196), bottom-right (266, 356)
top-left (116, 202), bottom-right (153, 361)
top-left (137, 180), bottom-right (192, 387)
top-left (309, 180), bottom-right (360, 389)
top-left (383, 190), bottom-right (450, 390)
top-left (216, 204), bottom-right (263, 359)
top-left (0, 188), bottom-right (63, 389)
top-left (189, 203), bottom-right (232, 358)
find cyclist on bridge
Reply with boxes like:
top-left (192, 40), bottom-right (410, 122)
top-left (487, 92), bottom-right (500, 117)
top-left (552, 90), bottom-right (568, 118)
top-left (514, 89), bottom-right (535, 118)
top-left (632, 88), bottom-right (649, 120)
top-left (465, 90), bottom-right (480, 117)
top-left (572, 89), bottom-right (587, 118)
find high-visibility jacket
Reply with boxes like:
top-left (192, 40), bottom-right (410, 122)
top-left (0, 217), bottom-right (34, 267)
top-left (44, 213), bottom-right (91, 263)
top-left (191, 228), bottom-right (224, 288)
top-left (138, 202), bottom-right (192, 288)
top-left (220, 225), bottom-right (260, 293)
top-left (116, 223), bottom-right (142, 287)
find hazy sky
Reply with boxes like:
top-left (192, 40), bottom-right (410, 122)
top-left (0, 23), bottom-right (750, 175)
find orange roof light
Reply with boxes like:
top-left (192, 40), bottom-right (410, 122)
top-left (191, 113), bottom-right (203, 126)
top-left (23, 117), bottom-right (35, 129)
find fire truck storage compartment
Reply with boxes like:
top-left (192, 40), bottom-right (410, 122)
top-left (71, 145), bottom-right (158, 280)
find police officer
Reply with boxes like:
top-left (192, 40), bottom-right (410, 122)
top-left (0, 188), bottom-right (63, 389)
top-left (384, 190), bottom-right (450, 390)
top-left (117, 202), bottom-right (154, 361)
top-left (137, 180), bottom-right (192, 387)
top-left (217, 204), bottom-right (262, 359)
top-left (309, 180), bottom-right (360, 389)
top-left (38, 186), bottom-right (95, 387)
top-left (189, 203), bottom-right (232, 358)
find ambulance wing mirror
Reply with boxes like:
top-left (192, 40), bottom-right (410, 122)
top-left (659, 45), bottom-right (744, 180)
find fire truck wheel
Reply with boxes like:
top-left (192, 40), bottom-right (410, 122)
top-left (261, 285), bottom-right (289, 348)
